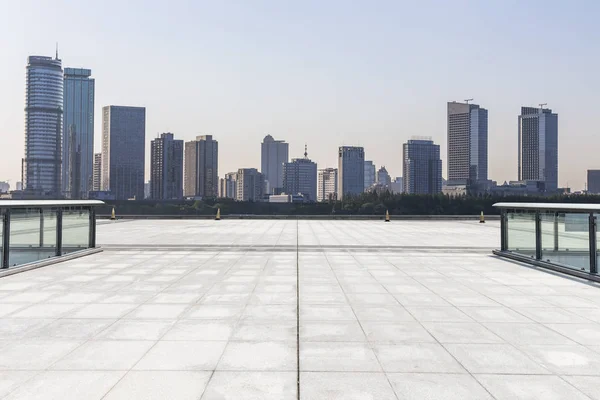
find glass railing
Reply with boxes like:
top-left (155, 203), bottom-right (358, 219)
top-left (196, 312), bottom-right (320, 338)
top-left (0, 200), bottom-right (103, 269)
top-left (495, 202), bottom-right (598, 279)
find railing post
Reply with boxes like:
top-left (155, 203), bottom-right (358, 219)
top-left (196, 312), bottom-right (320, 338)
top-left (56, 208), bottom-right (63, 257)
top-left (535, 211), bottom-right (542, 260)
top-left (589, 212), bottom-right (597, 274)
top-left (39, 208), bottom-right (44, 247)
top-left (553, 212), bottom-right (559, 252)
top-left (89, 207), bottom-right (96, 248)
top-left (2, 209), bottom-right (10, 268)
top-left (500, 210), bottom-right (508, 251)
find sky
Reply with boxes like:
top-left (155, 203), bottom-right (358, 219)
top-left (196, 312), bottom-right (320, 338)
top-left (1, 0), bottom-right (599, 191)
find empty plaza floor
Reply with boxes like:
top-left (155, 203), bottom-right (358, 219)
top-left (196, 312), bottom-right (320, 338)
top-left (0, 220), bottom-right (600, 399)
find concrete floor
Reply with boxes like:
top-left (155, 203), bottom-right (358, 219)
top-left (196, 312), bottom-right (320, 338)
top-left (0, 220), bottom-right (600, 399)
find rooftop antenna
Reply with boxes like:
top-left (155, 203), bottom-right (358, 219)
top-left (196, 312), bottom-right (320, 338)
top-left (55, 42), bottom-right (59, 60)
top-left (304, 143), bottom-right (308, 159)
top-left (539, 103), bottom-right (547, 109)
top-left (464, 98), bottom-right (474, 104)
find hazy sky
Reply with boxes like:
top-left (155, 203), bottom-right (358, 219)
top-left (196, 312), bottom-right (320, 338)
top-left (1, 0), bottom-right (599, 190)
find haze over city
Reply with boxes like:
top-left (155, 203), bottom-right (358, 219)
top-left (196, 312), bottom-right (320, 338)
top-left (1, 0), bottom-right (599, 190)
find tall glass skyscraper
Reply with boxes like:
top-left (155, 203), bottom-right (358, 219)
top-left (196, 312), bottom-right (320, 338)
top-left (283, 150), bottom-right (317, 202)
top-left (22, 55), bottom-right (63, 197)
top-left (518, 107), bottom-right (558, 192)
top-left (403, 139), bottom-right (442, 194)
top-left (261, 135), bottom-right (289, 195)
top-left (150, 133), bottom-right (184, 200)
top-left (101, 106), bottom-right (146, 200)
top-left (62, 68), bottom-right (95, 199)
top-left (184, 135), bottom-right (219, 198)
top-left (338, 146), bottom-right (365, 200)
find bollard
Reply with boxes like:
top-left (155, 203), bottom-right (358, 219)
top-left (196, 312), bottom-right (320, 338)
top-left (111, 207), bottom-right (116, 221)
top-left (216, 208), bottom-right (221, 221)
top-left (479, 211), bottom-right (485, 223)
top-left (385, 210), bottom-right (390, 222)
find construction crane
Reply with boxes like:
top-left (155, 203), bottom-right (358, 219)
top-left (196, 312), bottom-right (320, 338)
top-left (464, 98), bottom-right (474, 104)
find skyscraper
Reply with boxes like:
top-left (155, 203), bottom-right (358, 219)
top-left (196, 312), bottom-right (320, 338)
top-left (377, 166), bottom-right (391, 186)
top-left (447, 101), bottom-right (488, 190)
top-left (318, 168), bottom-right (338, 202)
top-left (219, 172), bottom-right (237, 199)
top-left (92, 153), bottom-right (102, 192)
top-left (184, 135), bottom-right (219, 198)
top-left (364, 160), bottom-right (376, 191)
top-left (62, 68), bottom-right (94, 199)
top-left (403, 139), bottom-right (442, 194)
top-left (261, 135), bottom-right (289, 194)
top-left (236, 168), bottom-right (264, 201)
top-left (22, 55), bottom-right (63, 197)
top-left (150, 133), bottom-right (184, 200)
top-left (587, 170), bottom-right (600, 194)
top-left (283, 147), bottom-right (317, 201)
top-left (518, 106), bottom-right (558, 192)
top-left (101, 106), bottom-right (146, 200)
top-left (338, 146), bottom-right (365, 200)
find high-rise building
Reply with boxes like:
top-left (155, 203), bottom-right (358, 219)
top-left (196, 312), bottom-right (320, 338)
top-left (518, 107), bottom-right (558, 192)
top-left (261, 135), bottom-right (289, 194)
top-left (219, 172), bottom-right (237, 199)
top-left (0, 182), bottom-right (9, 193)
top-left (184, 135), bottom-right (218, 198)
top-left (447, 102), bottom-right (488, 190)
top-left (283, 147), bottom-right (317, 201)
top-left (377, 166), bottom-right (391, 187)
top-left (92, 153), bottom-right (102, 192)
top-left (101, 106), bottom-right (146, 200)
top-left (318, 168), bottom-right (338, 202)
top-left (338, 146), bottom-right (365, 200)
top-left (364, 160), bottom-right (376, 191)
top-left (587, 170), bottom-right (600, 194)
top-left (150, 133), bottom-right (184, 200)
top-left (236, 168), bottom-right (264, 201)
top-left (391, 177), bottom-right (404, 194)
top-left (403, 139), bottom-right (442, 194)
top-left (62, 68), bottom-right (94, 199)
top-left (22, 55), bottom-right (63, 197)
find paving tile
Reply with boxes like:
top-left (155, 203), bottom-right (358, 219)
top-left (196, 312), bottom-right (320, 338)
top-left (545, 323), bottom-right (600, 345)
top-left (518, 344), bottom-right (600, 375)
top-left (0, 371), bottom-right (38, 398)
top-left (445, 343), bottom-right (550, 374)
top-left (0, 340), bottom-right (82, 370)
top-left (233, 321), bottom-right (297, 341)
top-left (483, 323), bottom-right (576, 346)
top-left (241, 304), bottom-right (297, 321)
top-left (301, 372), bottom-right (397, 400)
top-left (51, 340), bottom-right (154, 370)
top-left (374, 343), bottom-right (466, 373)
top-left (458, 306), bottom-right (534, 323)
top-left (363, 322), bottom-right (435, 344)
top-left (202, 371), bottom-right (296, 400)
top-left (564, 376), bottom-right (600, 400)
top-left (353, 305), bottom-right (416, 322)
top-left (103, 371), bottom-right (211, 400)
top-left (162, 320), bottom-right (236, 341)
top-left (406, 306), bottom-right (474, 322)
top-left (476, 374), bottom-right (592, 400)
top-left (300, 321), bottom-right (366, 342)
top-left (125, 304), bottom-right (189, 319)
top-left (94, 320), bottom-right (174, 340)
top-left (423, 322), bottom-right (504, 344)
top-left (301, 342), bottom-right (380, 372)
top-left (26, 318), bottom-right (114, 340)
top-left (71, 303), bottom-right (139, 319)
top-left (300, 305), bottom-right (357, 321)
top-left (217, 341), bottom-right (296, 371)
top-left (134, 340), bottom-right (226, 370)
top-left (388, 373), bottom-right (494, 400)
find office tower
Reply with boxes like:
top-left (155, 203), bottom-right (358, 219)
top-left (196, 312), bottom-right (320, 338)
top-left (150, 133), bottom-right (184, 200)
top-left (184, 135), bottom-right (218, 198)
top-left (518, 106), bottom-right (558, 192)
top-left (318, 168), bottom-right (338, 202)
top-left (364, 160), bottom-right (376, 191)
top-left (377, 166), bottom-right (391, 186)
top-left (0, 182), bottom-right (9, 193)
top-left (101, 106), bottom-right (146, 200)
top-left (447, 101), bottom-right (488, 189)
top-left (62, 68), bottom-right (95, 199)
top-left (236, 168), bottom-right (264, 201)
top-left (391, 177), bottom-right (404, 194)
top-left (22, 55), bottom-right (63, 197)
top-left (338, 146), bottom-right (365, 200)
top-left (283, 147), bottom-right (317, 201)
top-left (403, 139), bottom-right (442, 194)
top-left (92, 153), bottom-right (102, 191)
top-left (220, 172), bottom-right (237, 199)
top-left (261, 135), bottom-right (289, 194)
top-left (588, 170), bottom-right (600, 194)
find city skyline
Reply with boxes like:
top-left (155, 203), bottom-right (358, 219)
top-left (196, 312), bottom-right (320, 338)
top-left (1, 2), bottom-right (599, 191)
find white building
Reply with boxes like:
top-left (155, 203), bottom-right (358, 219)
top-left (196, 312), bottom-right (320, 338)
top-left (318, 168), bottom-right (338, 202)
top-left (236, 168), bottom-right (264, 202)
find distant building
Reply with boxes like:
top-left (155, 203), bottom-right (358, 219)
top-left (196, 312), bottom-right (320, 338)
top-left (269, 194), bottom-right (305, 203)
top-left (101, 106), bottom-right (146, 200)
top-left (518, 106), bottom-right (558, 192)
top-left (261, 135), bottom-right (289, 195)
top-left (220, 172), bottom-right (237, 199)
top-left (490, 180), bottom-right (545, 197)
top-left (88, 190), bottom-right (116, 201)
top-left (16, 182), bottom-right (22, 191)
top-left (63, 68), bottom-right (95, 199)
top-left (184, 135), bottom-right (218, 198)
top-left (0, 182), bottom-right (9, 193)
top-left (92, 153), bottom-right (102, 192)
top-left (390, 177), bottom-right (403, 194)
top-left (447, 101), bottom-right (488, 192)
top-left (338, 146), bottom-right (365, 200)
top-left (236, 168), bottom-right (264, 201)
top-left (22, 55), bottom-right (63, 197)
top-left (364, 161), bottom-right (376, 191)
top-left (587, 170), bottom-right (600, 194)
top-left (318, 168), bottom-right (338, 202)
top-left (144, 182), bottom-right (150, 199)
top-left (403, 139), bottom-right (442, 194)
top-left (283, 147), bottom-right (317, 202)
top-left (150, 133), bottom-right (184, 200)
top-left (377, 166), bottom-right (391, 187)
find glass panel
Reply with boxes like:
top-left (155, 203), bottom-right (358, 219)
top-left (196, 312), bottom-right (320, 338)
top-left (506, 211), bottom-right (536, 257)
top-left (42, 209), bottom-right (57, 249)
top-left (9, 208), bottom-right (54, 266)
top-left (541, 213), bottom-right (590, 272)
top-left (62, 209), bottom-right (90, 254)
top-left (0, 211), bottom-right (3, 267)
